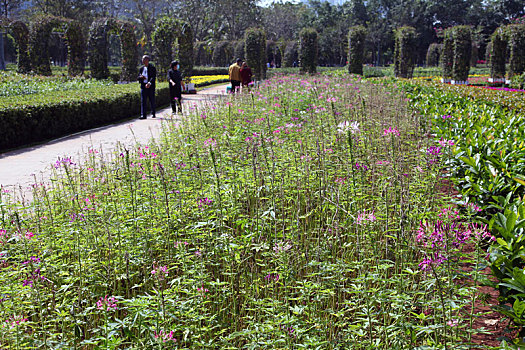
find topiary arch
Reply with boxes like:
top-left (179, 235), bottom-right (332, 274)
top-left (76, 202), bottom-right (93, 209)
top-left (244, 27), bottom-right (267, 80)
top-left (152, 17), bottom-right (194, 81)
top-left (9, 20), bottom-right (31, 73)
top-left (28, 15), bottom-right (85, 76)
top-left (489, 27), bottom-right (507, 81)
top-left (88, 18), bottom-right (137, 81)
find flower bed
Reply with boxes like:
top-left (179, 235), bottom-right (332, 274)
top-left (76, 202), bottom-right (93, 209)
top-left (0, 75), bottom-right (493, 348)
top-left (401, 79), bottom-right (525, 343)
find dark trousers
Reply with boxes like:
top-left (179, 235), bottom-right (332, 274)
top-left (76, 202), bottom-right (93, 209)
top-left (170, 87), bottom-right (182, 113)
top-left (141, 87), bottom-right (156, 117)
top-left (230, 80), bottom-right (241, 93)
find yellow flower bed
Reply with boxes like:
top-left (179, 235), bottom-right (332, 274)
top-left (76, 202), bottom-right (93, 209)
top-left (190, 75), bottom-right (229, 86)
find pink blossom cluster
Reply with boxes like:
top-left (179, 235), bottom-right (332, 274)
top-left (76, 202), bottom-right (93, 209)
top-left (54, 157), bottom-right (75, 169)
top-left (96, 295), bottom-right (117, 311)
top-left (416, 219), bottom-right (494, 271)
top-left (383, 127), bottom-right (400, 137)
top-left (151, 264), bottom-right (169, 280)
top-left (438, 138), bottom-right (455, 147)
top-left (138, 146), bottom-right (158, 159)
top-left (265, 273), bottom-right (280, 282)
top-left (154, 330), bottom-right (176, 343)
top-left (356, 211), bottom-right (376, 225)
top-left (197, 197), bottom-right (213, 208)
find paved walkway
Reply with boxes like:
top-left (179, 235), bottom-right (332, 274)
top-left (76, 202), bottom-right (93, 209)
top-left (0, 84), bottom-right (228, 196)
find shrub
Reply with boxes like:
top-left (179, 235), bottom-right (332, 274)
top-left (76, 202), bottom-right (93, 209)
top-left (28, 16), bottom-right (59, 75)
top-left (89, 18), bottom-right (138, 81)
top-left (507, 23), bottom-right (525, 78)
top-left (348, 25), bottom-right (366, 75)
top-left (194, 41), bottom-right (212, 66)
top-left (394, 26), bottom-right (416, 78)
top-left (234, 40), bottom-right (245, 61)
top-left (0, 83), bottom-right (170, 152)
top-left (299, 27), bottom-right (318, 74)
top-left (118, 21), bottom-right (138, 82)
top-left (9, 20), bottom-right (30, 74)
top-left (212, 41), bottom-right (232, 67)
top-left (470, 42), bottom-right (479, 67)
top-left (489, 27), bottom-right (507, 79)
top-left (88, 18), bottom-right (110, 79)
top-left (245, 28), bottom-right (267, 80)
top-left (64, 20), bottom-right (86, 77)
top-left (426, 43), bottom-right (442, 67)
top-left (283, 41), bottom-right (298, 67)
top-left (451, 25), bottom-right (472, 82)
top-left (440, 28), bottom-right (454, 80)
top-left (192, 67), bottom-right (228, 76)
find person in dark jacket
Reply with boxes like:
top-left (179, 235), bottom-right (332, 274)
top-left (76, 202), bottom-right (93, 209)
top-left (168, 60), bottom-right (185, 114)
top-left (240, 62), bottom-right (253, 89)
top-left (138, 55), bottom-right (156, 119)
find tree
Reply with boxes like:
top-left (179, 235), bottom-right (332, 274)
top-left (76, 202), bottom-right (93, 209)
top-left (1, 0), bottom-right (23, 18)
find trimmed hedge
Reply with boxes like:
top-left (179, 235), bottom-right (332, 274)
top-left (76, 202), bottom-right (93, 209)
top-left (507, 24), bottom-right (525, 78)
top-left (152, 17), bottom-right (194, 80)
top-left (0, 83), bottom-right (170, 152)
top-left (348, 25), bottom-right (367, 75)
top-left (194, 41), bottom-right (212, 66)
top-left (490, 27), bottom-right (507, 79)
top-left (440, 28), bottom-right (454, 80)
top-left (88, 18), bottom-right (137, 81)
top-left (283, 41), bottom-right (298, 67)
top-left (451, 25), bottom-right (471, 82)
top-left (299, 28), bottom-right (318, 74)
top-left (245, 28), bottom-right (267, 80)
top-left (9, 20), bottom-right (31, 74)
top-left (426, 43), bottom-right (441, 67)
top-left (394, 26), bottom-right (416, 78)
top-left (212, 41), bottom-right (232, 67)
top-left (234, 40), bottom-right (245, 61)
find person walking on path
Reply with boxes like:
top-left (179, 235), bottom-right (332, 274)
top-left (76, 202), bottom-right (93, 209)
top-left (228, 58), bottom-right (242, 94)
top-left (138, 55), bottom-right (157, 119)
top-left (168, 60), bottom-right (185, 114)
top-left (240, 62), bottom-right (253, 89)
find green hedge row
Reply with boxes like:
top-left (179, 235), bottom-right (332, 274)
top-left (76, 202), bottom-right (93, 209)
top-left (0, 83), bottom-right (170, 152)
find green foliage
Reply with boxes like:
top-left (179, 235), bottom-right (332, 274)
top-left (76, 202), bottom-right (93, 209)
top-left (402, 79), bottom-right (525, 340)
top-left (211, 41), bottom-right (232, 67)
top-left (283, 41), bottom-right (298, 68)
top-left (507, 24), bottom-right (525, 78)
top-left (89, 18), bottom-right (137, 81)
top-left (451, 25), bottom-right (472, 82)
top-left (118, 21), bottom-right (138, 82)
top-left (0, 74), bottom-right (484, 347)
top-left (194, 41), bottom-right (212, 66)
top-left (299, 27), bottom-right (318, 74)
top-left (394, 26), bottom-right (416, 78)
top-left (233, 40), bottom-right (245, 61)
top-left (28, 16), bottom-right (60, 76)
top-left (0, 81), bottom-right (170, 151)
top-left (244, 27), bottom-right (266, 80)
top-left (490, 27), bottom-right (507, 79)
top-left (25, 16), bottom-right (86, 77)
top-left (179, 23), bottom-right (194, 79)
top-left (426, 43), bottom-right (441, 67)
top-left (440, 28), bottom-right (454, 80)
top-left (9, 20), bottom-right (31, 74)
top-left (348, 25), bottom-right (366, 75)
top-left (64, 20), bottom-right (86, 77)
top-left (88, 18), bottom-right (111, 80)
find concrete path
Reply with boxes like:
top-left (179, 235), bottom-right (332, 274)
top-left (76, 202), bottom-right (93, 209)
top-left (0, 84), bottom-right (228, 196)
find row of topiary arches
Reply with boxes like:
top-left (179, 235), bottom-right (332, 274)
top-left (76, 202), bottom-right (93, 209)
top-left (1, 15), bottom-right (195, 82)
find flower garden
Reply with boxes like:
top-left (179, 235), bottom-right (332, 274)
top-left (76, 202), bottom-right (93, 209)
top-left (1, 69), bottom-right (523, 348)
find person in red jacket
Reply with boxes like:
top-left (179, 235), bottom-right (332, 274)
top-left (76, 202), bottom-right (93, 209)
top-left (240, 62), bottom-right (253, 90)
